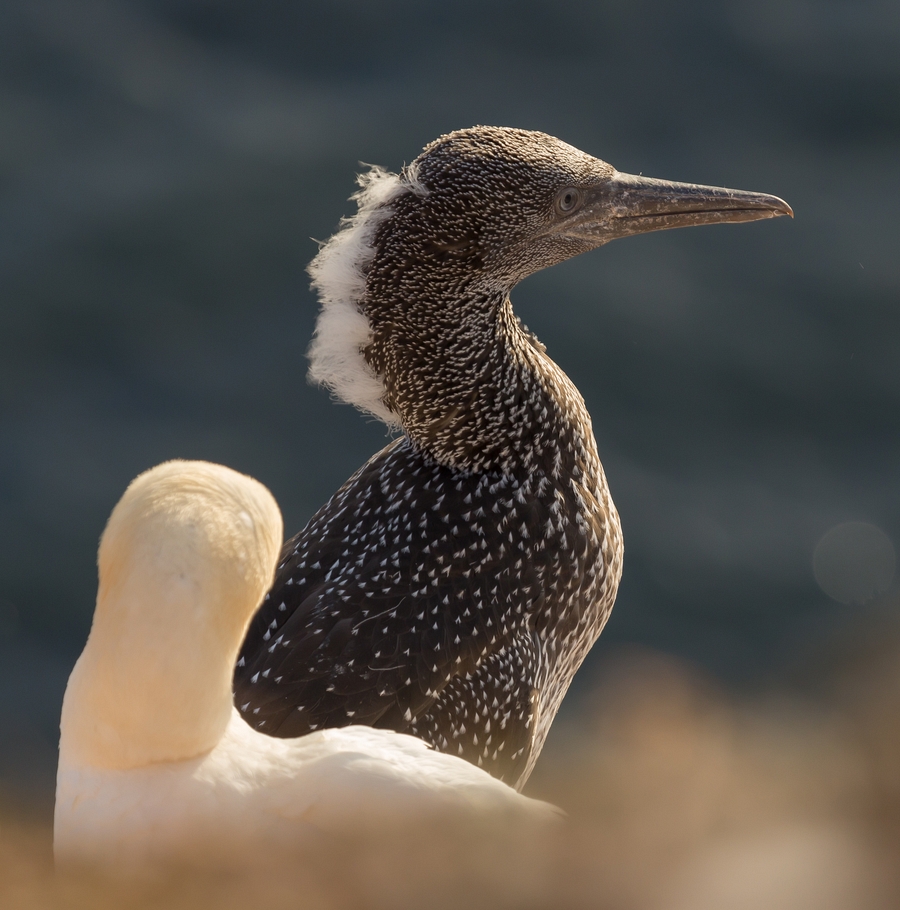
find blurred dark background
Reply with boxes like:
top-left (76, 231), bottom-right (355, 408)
top-left (1, 0), bottom-right (898, 809)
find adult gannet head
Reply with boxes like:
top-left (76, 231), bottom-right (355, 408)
top-left (60, 460), bottom-right (283, 771)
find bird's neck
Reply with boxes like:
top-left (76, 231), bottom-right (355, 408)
top-left (363, 283), bottom-right (599, 476)
top-left (59, 570), bottom-right (245, 771)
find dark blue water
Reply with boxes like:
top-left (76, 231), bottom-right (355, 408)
top-left (1, 0), bottom-right (898, 802)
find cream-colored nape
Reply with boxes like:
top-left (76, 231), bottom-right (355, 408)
top-left (59, 460), bottom-right (283, 773)
top-left (55, 460), bottom-right (556, 869)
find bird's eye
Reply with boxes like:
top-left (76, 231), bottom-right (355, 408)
top-left (555, 187), bottom-right (582, 214)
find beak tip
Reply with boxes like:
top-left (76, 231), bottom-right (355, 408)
top-left (776, 200), bottom-right (794, 219)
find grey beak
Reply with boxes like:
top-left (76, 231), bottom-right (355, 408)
top-left (568, 171), bottom-right (792, 243)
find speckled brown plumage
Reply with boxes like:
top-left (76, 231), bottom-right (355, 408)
top-left (233, 127), bottom-right (790, 789)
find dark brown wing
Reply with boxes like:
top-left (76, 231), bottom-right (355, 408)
top-left (405, 629), bottom-right (543, 788)
top-left (234, 437), bottom-right (549, 761)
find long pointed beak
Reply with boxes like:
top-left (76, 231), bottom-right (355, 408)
top-left (566, 171), bottom-right (793, 244)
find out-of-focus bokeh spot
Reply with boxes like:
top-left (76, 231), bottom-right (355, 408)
top-left (813, 522), bottom-right (895, 605)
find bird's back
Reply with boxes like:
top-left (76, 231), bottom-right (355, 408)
top-left (55, 708), bottom-right (557, 866)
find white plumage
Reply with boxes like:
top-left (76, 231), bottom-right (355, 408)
top-left (54, 460), bottom-right (556, 867)
top-left (307, 166), bottom-right (414, 426)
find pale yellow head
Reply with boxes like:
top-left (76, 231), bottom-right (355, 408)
top-left (60, 460), bottom-right (283, 770)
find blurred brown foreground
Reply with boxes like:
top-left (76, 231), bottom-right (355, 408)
top-left (3, 611), bottom-right (900, 910)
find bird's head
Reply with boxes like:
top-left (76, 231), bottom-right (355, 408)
top-left (390, 125), bottom-right (792, 289)
top-left (307, 126), bottom-right (791, 429)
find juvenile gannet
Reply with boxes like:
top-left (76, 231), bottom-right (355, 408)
top-left (234, 126), bottom-right (792, 789)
